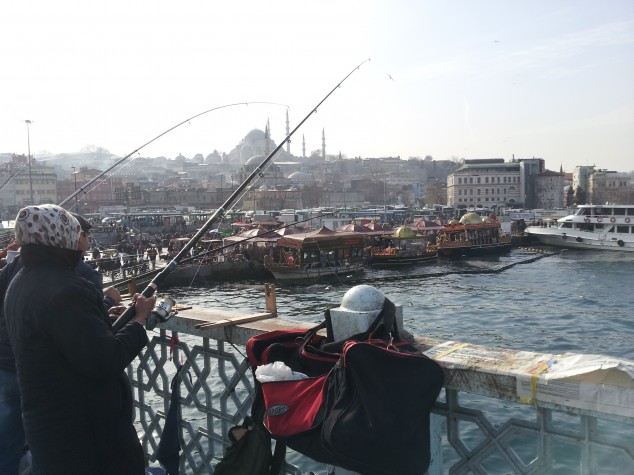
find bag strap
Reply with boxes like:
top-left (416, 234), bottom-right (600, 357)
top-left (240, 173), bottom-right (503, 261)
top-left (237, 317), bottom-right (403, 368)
top-left (270, 439), bottom-right (286, 475)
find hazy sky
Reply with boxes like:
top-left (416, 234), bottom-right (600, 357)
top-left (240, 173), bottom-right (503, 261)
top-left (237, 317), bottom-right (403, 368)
top-left (2, 1), bottom-right (633, 173)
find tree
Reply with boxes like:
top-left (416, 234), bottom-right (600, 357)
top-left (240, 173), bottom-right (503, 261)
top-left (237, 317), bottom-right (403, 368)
top-left (574, 186), bottom-right (587, 205)
top-left (424, 179), bottom-right (446, 206)
top-left (300, 183), bottom-right (324, 207)
top-left (565, 186), bottom-right (575, 207)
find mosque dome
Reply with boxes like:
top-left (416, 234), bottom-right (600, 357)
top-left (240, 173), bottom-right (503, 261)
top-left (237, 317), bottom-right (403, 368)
top-left (288, 171), bottom-right (315, 183)
top-left (245, 155), bottom-right (265, 166)
top-left (258, 185), bottom-right (269, 191)
top-left (245, 129), bottom-right (265, 142)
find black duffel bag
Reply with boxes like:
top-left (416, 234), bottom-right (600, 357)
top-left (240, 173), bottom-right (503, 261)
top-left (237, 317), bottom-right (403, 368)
top-left (248, 299), bottom-right (445, 475)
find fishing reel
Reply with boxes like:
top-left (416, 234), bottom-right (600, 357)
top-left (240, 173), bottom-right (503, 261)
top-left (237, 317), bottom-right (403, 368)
top-left (146, 296), bottom-right (178, 330)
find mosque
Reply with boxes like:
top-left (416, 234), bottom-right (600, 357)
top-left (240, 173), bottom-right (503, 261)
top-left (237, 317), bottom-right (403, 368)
top-left (225, 110), bottom-right (328, 165)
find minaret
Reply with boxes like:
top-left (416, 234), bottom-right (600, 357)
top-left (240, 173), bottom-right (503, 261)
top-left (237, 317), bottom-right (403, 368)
top-left (322, 128), bottom-right (326, 161)
top-left (285, 109), bottom-right (290, 154)
top-left (264, 119), bottom-right (270, 156)
top-left (302, 134), bottom-right (306, 158)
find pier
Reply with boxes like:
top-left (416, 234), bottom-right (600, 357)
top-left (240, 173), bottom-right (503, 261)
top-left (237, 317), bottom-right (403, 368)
top-left (128, 290), bottom-right (634, 474)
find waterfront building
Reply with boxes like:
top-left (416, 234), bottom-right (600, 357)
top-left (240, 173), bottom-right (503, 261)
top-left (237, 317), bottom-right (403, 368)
top-left (588, 169), bottom-right (633, 204)
top-left (447, 159), bottom-right (522, 210)
top-left (447, 158), bottom-right (565, 211)
top-left (2, 154), bottom-right (58, 210)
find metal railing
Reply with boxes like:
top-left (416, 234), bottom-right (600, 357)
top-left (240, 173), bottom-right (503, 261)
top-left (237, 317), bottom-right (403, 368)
top-left (128, 309), bottom-right (634, 475)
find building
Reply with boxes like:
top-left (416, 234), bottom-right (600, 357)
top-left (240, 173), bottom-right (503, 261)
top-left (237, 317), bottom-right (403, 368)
top-left (535, 170), bottom-right (565, 209)
top-left (588, 169), bottom-right (633, 204)
top-left (447, 159), bottom-right (522, 209)
top-left (446, 157), bottom-right (564, 210)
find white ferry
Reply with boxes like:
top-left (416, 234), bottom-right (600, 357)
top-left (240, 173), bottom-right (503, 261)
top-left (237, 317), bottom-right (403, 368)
top-left (525, 204), bottom-right (634, 251)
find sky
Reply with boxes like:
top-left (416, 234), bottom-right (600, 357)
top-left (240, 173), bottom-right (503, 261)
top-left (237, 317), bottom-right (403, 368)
top-left (2, 1), bottom-right (633, 174)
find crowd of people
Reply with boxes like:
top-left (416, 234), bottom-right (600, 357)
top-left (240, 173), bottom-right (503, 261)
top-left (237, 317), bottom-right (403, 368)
top-left (0, 204), bottom-right (157, 474)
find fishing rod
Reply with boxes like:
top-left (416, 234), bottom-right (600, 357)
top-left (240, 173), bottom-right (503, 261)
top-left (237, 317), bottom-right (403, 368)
top-left (112, 59), bottom-right (370, 332)
top-left (106, 212), bottom-right (335, 289)
top-left (58, 101), bottom-right (288, 208)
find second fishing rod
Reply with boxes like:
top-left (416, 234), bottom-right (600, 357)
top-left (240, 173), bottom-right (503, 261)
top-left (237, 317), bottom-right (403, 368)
top-left (112, 59), bottom-right (370, 332)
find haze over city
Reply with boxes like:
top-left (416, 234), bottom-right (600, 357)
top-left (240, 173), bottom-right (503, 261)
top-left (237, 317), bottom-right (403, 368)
top-left (2, 1), bottom-right (633, 173)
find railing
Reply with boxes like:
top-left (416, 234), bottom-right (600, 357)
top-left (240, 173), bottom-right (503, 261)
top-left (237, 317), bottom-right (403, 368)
top-left (128, 305), bottom-right (634, 474)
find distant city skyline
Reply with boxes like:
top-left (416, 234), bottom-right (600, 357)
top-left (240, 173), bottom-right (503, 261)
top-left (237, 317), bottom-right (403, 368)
top-left (2, 1), bottom-right (633, 174)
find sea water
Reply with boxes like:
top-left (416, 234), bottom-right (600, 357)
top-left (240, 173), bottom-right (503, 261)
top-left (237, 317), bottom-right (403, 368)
top-left (159, 248), bottom-right (634, 474)
top-left (167, 248), bottom-right (634, 359)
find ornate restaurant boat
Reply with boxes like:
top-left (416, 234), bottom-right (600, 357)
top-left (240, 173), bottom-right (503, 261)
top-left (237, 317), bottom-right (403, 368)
top-left (367, 225), bottom-right (438, 265)
top-left (525, 204), bottom-right (634, 251)
top-left (263, 226), bottom-right (365, 281)
top-left (433, 213), bottom-right (512, 257)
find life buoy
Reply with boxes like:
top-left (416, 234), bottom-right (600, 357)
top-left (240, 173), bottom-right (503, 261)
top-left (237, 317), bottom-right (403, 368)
top-left (626, 217), bottom-right (631, 223)
top-left (610, 217), bottom-right (616, 223)
top-left (287, 255), bottom-right (295, 265)
top-left (596, 217), bottom-right (602, 223)
top-left (576, 237), bottom-right (582, 243)
top-left (617, 240), bottom-right (625, 247)
top-left (584, 217), bottom-right (590, 223)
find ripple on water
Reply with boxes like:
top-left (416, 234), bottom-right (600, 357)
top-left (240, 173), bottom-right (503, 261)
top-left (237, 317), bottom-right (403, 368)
top-left (167, 249), bottom-right (634, 359)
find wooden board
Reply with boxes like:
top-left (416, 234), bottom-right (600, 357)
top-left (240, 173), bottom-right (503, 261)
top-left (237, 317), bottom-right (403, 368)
top-left (194, 312), bottom-right (275, 329)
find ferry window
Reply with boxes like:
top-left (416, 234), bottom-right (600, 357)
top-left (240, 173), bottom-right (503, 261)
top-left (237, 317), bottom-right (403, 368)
top-left (616, 225), bottom-right (629, 233)
top-left (562, 222), bottom-right (573, 228)
top-left (595, 224), bottom-right (604, 230)
top-left (613, 208), bottom-right (625, 216)
top-left (595, 208), bottom-right (605, 215)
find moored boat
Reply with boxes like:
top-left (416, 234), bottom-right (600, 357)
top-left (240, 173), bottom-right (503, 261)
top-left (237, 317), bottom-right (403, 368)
top-left (263, 226), bottom-right (365, 281)
top-left (433, 213), bottom-right (511, 257)
top-left (367, 225), bottom-right (438, 265)
top-left (525, 204), bottom-right (634, 251)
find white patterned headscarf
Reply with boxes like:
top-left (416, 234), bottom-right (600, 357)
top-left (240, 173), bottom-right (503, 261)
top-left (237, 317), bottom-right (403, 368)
top-left (15, 204), bottom-right (81, 250)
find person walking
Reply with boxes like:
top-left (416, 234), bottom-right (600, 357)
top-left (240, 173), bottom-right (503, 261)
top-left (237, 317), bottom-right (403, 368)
top-left (4, 204), bottom-right (156, 475)
top-left (146, 245), bottom-right (158, 270)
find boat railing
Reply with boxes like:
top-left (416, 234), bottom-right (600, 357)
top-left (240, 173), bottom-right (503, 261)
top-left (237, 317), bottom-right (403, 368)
top-left (128, 301), bottom-right (634, 474)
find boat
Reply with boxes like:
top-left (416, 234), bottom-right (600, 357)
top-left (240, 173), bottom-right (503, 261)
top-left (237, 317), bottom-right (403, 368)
top-left (433, 213), bottom-right (511, 257)
top-left (367, 225), bottom-right (438, 265)
top-left (524, 204), bottom-right (634, 251)
top-left (263, 226), bottom-right (366, 281)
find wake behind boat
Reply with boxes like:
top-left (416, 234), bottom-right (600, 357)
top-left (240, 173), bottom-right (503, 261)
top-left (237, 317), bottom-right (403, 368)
top-left (525, 204), bottom-right (634, 251)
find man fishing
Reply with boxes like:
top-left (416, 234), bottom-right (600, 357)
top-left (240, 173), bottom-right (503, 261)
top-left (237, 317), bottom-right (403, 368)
top-left (4, 204), bottom-right (155, 474)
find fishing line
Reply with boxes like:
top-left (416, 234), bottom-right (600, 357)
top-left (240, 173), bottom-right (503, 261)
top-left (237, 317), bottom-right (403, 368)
top-left (59, 101), bottom-right (289, 208)
top-left (112, 59), bottom-right (370, 332)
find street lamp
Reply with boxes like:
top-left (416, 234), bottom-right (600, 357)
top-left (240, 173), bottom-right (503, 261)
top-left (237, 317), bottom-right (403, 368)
top-left (71, 166), bottom-right (79, 213)
top-left (25, 120), bottom-right (34, 205)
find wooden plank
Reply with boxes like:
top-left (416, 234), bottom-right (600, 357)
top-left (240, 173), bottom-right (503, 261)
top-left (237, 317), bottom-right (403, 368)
top-left (194, 312), bottom-right (275, 329)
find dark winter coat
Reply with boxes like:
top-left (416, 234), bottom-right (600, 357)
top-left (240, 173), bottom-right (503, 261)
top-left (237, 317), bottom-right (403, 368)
top-left (4, 244), bottom-right (148, 475)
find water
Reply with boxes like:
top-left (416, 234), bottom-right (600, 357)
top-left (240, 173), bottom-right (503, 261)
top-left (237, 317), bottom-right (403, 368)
top-left (166, 248), bottom-right (634, 359)
top-left (156, 248), bottom-right (634, 473)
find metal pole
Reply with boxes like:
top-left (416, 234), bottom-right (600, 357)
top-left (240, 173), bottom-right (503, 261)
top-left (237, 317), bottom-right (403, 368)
top-left (72, 166), bottom-right (78, 212)
top-left (25, 120), bottom-right (34, 205)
